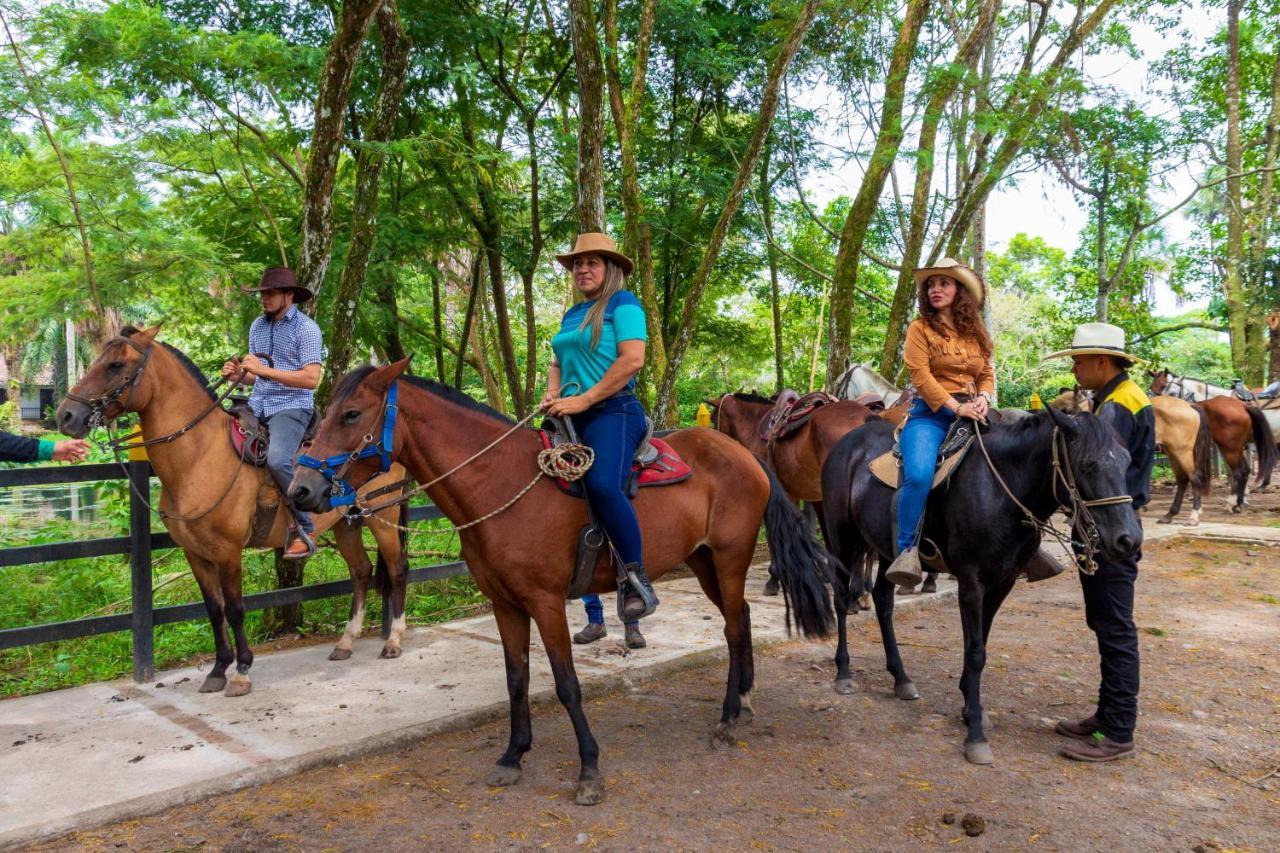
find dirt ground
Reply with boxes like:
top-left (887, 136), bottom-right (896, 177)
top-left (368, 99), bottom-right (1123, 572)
top-left (40, 535), bottom-right (1280, 852)
top-left (1146, 472), bottom-right (1280, 526)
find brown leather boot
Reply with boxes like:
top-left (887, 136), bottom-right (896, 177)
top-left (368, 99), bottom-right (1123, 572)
top-left (884, 547), bottom-right (923, 589)
top-left (1054, 715), bottom-right (1100, 739)
top-left (573, 622), bottom-right (607, 644)
top-left (1060, 734), bottom-right (1135, 762)
top-left (624, 623), bottom-right (646, 649)
top-left (1022, 548), bottom-right (1066, 582)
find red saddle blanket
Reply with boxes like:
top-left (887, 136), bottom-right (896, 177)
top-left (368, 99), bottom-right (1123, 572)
top-left (229, 416), bottom-right (269, 466)
top-left (538, 431), bottom-right (693, 497)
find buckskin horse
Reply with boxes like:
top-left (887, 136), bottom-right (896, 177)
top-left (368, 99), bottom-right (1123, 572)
top-left (56, 326), bottom-right (411, 696)
top-left (288, 360), bottom-right (835, 805)
top-left (820, 407), bottom-right (1142, 764)
top-left (1149, 369), bottom-right (1277, 507)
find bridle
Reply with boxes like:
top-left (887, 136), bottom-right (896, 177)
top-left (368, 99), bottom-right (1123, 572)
top-left (975, 421), bottom-right (1134, 575)
top-left (297, 380), bottom-right (399, 507)
top-left (64, 336), bottom-right (154, 432)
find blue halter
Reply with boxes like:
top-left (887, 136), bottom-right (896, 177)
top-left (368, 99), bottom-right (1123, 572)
top-left (296, 380), bottom-right (398, 508)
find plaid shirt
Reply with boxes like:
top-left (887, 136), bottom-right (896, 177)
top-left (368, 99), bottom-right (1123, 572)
top-left (247, 305), bottom-right (324, 418)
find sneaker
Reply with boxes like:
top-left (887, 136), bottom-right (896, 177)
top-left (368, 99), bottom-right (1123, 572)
top-left (884, 547), bottom-right (923, 589)
top-left (624, 623), bottom-right (646, 649)
top-left (573, 622), bottom-right (607, 644)
top-left (1054, 715), bottom-right (1100, 740)
top-left (1060, 732), bottom-right (1135, 762)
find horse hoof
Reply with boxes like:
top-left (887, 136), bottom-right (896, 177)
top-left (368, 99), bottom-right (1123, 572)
top-left (964, 740), bottom-right (995, 765)
top-left (486, 764), bottom-right (522, 787)
top-left (894, 682), bottom-right (920, 701)
top-left (920, 579), bottom-right (937, 594)
top-left (329, 648), bottom-right (353, 661)
top-left (710, 722), bottom-right (736, 751)
top-left (224, 674), bottom-right (252, 698)
top-left (763, 578), bottom-right (781, 597)
top-left (857, 593), bottom-right (873, 610)
top-left (1157, 516), bottom-right (1173, 525)
top-left (199, 674), bottom-right (227, 693)
top-left (896, 585), bottom-right (917, 596)
top-left (379, 645), bottom-right (401, 659)
top-left (833, 677), bottom-right (856, 695)
top-left (574, 778), bottom-right (605, 806)
top-left (1231, 505), bottom-right (1242, 514)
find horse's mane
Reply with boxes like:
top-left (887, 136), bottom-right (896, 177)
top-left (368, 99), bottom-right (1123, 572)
top-left (728, 391), bottom-right (774, 404)
top-left (335, 366), bottom-right (515, 425)
top-left (119, 325), bottom-right (215, 402)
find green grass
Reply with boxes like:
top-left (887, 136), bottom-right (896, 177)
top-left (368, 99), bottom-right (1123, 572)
top-left (1142, 626), bottom-right (1168, 637)
top-left (0, 511), bottom-right (485, 698)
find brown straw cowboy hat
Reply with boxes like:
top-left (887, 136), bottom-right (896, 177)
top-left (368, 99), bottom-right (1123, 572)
top-left (556, 232), bottom-right (634, 276)
top-left (913, 258), bottom-right (985, 308)
top-left (241, 266), bottom-right (314, 303)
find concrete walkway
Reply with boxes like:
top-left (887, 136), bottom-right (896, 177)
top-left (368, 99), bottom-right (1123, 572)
top-left (2, 517), bottom-right (1275, 848)
top-left (0, 565), bottom-right (958, 848)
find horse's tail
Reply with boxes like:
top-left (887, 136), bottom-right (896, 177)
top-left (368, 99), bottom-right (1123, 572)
top-left (1244, 404), bottom-right (1278, 486)
top-left (759, 461), bottom-right (835, 638)
top-left (1192, 406), bottom-right (1213, 495)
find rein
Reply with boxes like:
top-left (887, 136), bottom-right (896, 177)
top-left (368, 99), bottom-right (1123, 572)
top-left (298, 380), bottom-right (596, 533)
top-left (973, 422), bottom-right (1132, 575)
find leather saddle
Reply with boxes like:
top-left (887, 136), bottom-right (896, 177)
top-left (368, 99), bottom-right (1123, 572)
top-left (760, 389), bottom-right (839, 445)
top-left (869, 416), bottom-right (978, 492)
top-left (540, 415), bottom-right (693, 601)
top-left (227, 397), bottom-right (320, 467)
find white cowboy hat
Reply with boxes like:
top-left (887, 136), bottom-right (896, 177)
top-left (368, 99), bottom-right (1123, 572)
top-left (913, 258), bottom-right (986, 308)
top-left (1043, 322), bottom-right (1140, 365)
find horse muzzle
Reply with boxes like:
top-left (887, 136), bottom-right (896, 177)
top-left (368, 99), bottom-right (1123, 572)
top-left (56, 400), bottom-right (94, 439)
top-left (1102, 513), bottom-right (1144, 561)
top-left (288, 469), bottom-right (331, 513)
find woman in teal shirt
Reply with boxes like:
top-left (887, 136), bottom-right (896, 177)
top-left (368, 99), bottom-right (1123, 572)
top-left (543, 232), bottom-right (657, 624)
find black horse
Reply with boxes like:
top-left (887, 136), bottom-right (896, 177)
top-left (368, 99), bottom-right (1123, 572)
top-left (820, 406), bottom-right (1142, 764)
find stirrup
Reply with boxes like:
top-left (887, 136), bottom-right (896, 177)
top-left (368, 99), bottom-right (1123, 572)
top-left (618, 564), bottom-right (658, 621)
top-left (884, 547), bottom-right (922, 589)
top-left (284, 527), bottom-right (316, 560)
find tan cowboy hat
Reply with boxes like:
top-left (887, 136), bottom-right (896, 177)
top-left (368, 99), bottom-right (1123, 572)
top-left (913, 258), bottom-right (985, 308)
top-left (556, 232), bottom-right (634, 276)
top-left (1043, 322), bottom-right (1140, 366)
top-left (240, 266), bottom-right (313, 303)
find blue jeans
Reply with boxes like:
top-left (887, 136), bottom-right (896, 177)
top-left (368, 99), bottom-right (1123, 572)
top-left (571, 394), bottom-right (647, 567)
top-left (894, 398), bottom-right (955, 553)
top-left (264, 408), bottom-right (313, 533)
top-left (582, 593), bottom-right (637, 627)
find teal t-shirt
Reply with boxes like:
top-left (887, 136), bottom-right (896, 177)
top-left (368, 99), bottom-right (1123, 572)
top-left (551, 290), bottom-right (648, 395)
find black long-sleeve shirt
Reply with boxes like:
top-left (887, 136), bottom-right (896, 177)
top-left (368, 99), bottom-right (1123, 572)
top-left (0, 430), bottom-right (53, 463)
top-left (1093, 371), bottom-right (1156, 510)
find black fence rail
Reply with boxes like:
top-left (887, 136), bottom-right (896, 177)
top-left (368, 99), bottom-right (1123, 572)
top-left (0, 461), bottom-right (467, 682)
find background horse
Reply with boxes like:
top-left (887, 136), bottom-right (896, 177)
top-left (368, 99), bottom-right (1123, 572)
top-left (289, 360), bottom-right (834, 806)
top-left (709, 391), bottom-right (882, 598)
top-left (1149, 369), bottom-right (1277, 507)
top-left (57, 326), bottom-right (410, 697)
top-left (1052, 388), bottom-right (1214, 525)
top-left (820, 408), bottom-right (1142, 765)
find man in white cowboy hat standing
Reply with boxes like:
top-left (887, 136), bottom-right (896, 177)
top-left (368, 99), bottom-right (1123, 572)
top-left (1044, 322), bottom-right (1155, 762)
top-left (221, 267), bottom-right (325, 559)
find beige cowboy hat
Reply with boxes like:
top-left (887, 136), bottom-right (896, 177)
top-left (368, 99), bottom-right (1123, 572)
top-left (1043, 322), bottom-right (1140, 366)
top-left (913, 258), bottom-right (985, 308)
top-left (556, 232), bottom-right (634, 277)
top-left (240, 266), bottom-right (313, 303)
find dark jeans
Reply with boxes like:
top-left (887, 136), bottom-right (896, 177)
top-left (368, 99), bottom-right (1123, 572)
top-left (571, 394), bottom-right (647, 568)
top-left (1079, 550), bottom-right (1140, 742)
top-left (264, 407), bottom-right (313, 533)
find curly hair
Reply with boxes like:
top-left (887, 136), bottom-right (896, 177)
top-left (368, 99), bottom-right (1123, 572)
top-left (917, 276), bottom-right (993, 358)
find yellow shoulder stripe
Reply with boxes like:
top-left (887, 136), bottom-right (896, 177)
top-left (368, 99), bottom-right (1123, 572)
top-left (1104, 379), bottom-right (1151, 415)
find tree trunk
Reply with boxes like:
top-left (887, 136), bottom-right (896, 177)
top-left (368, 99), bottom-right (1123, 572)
top-left (760, 143), bottom-right (785, 391)
top-left (568, 0), bottom-right (606, 232)
top-left (318, 0), bottom-right (410, 404)
top-left (1095, 165), bottom-right (1111, 321)
top-left (879, 0), bottom-right (999, 379)
top-left (652, 0), bottom-right (824, 424)
top-left (1223, 0), bottom-right (1253, 381)
top-left (825, 0), bottom-right (930, 387)
top-left (1249, 48), bottom-right (1280, 383)
top-left (263, 550), bottom-right (304, 637)
top-left (296, 0), bottom-right (381, 302)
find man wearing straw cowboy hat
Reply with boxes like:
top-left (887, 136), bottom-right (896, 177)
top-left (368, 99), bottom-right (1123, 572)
top-left (221, 266), bottom-right (325, 560)
top-left (1043, 322), bottom-right (1154, 762)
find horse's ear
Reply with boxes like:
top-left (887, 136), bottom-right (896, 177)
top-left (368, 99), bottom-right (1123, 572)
top-left (1045, 402), bottom-right (1079, 436)
top-left (369, 356), bottom-right (412, 391)
top-left (133, 324), bottom-right (162, 343)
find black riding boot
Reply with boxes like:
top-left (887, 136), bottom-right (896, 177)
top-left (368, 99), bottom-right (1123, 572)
top-left (620, 563), bottom-right (659, 621)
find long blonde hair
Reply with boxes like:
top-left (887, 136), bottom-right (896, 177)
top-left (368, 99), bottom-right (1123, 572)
top-left (578, 258), bottom-right (628, 349)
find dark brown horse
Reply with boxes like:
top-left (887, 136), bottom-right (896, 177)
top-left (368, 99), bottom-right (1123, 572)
top-left (56, 326), bottom-right (411, 697)
top-left (1149, 369), bottom-right (1277, 511)
top-left (289, 361), bottom-right (834, 805)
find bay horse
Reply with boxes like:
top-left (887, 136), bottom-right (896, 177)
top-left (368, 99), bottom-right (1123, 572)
top-left (709, 391), bottom-right (886, 598)
top-left (1052, 389), bottom-right (1214, 525)
top-left (288, 360), bottom-right (834, 805)
top-left (1149, 369), bottom-right (1277, 509)
top-left (56, 326), bottom-right (411, 696)
top-left (821, 407), bottom-right (1142, 764)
